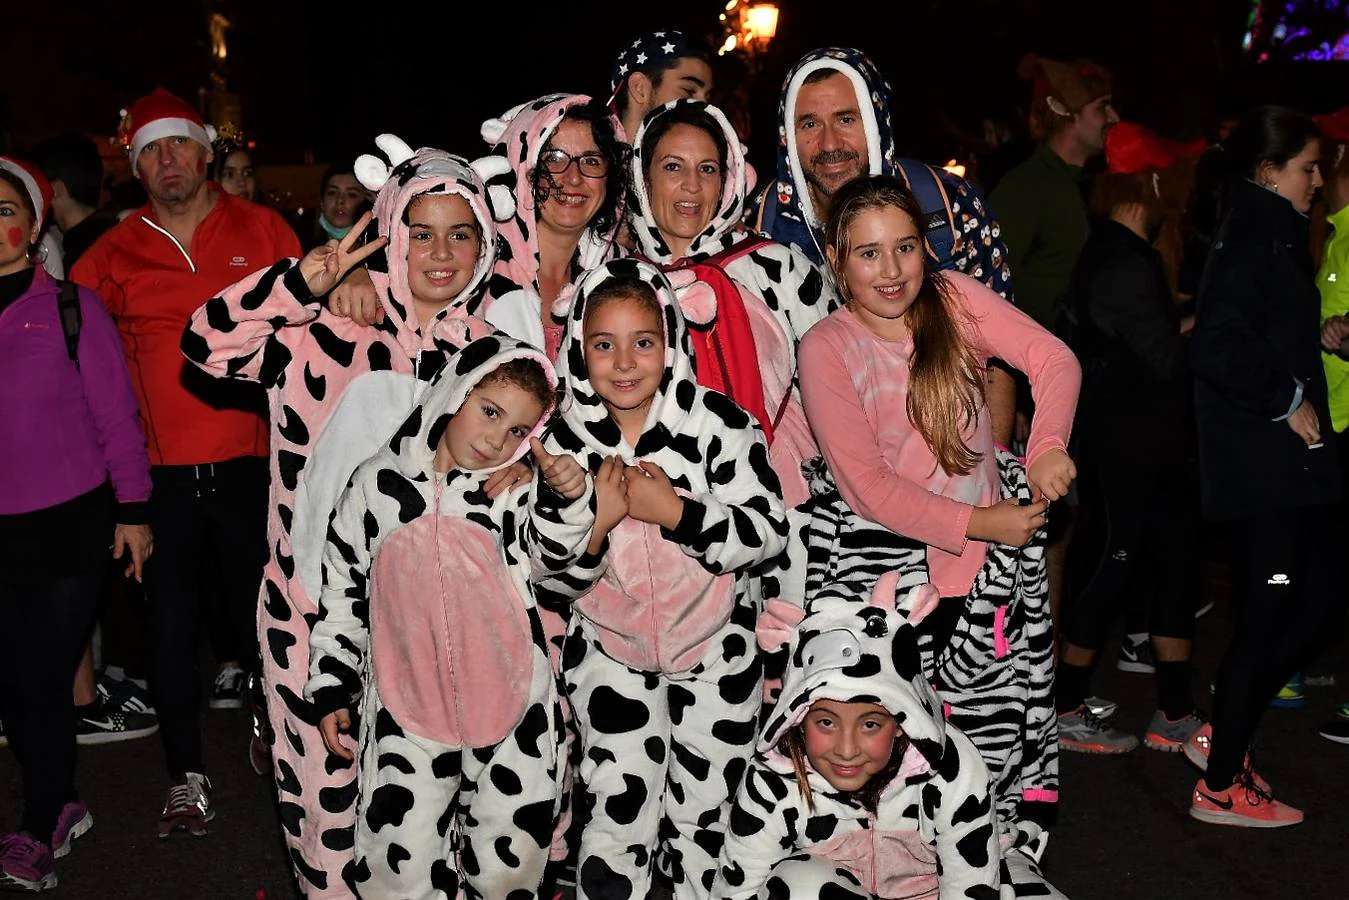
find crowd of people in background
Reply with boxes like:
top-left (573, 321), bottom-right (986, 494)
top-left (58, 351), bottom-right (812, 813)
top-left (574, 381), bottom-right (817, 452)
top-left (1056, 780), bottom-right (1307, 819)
top-left (1, 25), bottom-right (1348, 900)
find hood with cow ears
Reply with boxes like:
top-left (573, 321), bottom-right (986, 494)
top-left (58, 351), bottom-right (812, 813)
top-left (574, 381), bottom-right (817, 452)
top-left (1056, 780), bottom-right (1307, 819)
top-left (383, 333), bottom-right (558, 480)
top-left (351, 134), bottom-right (515, 330)
top-left (629, 99), bottom-right (754, 264)
top-left (758, 572), bottom-right (947, 775)
top-left (480, 94), bottom-right (626, 321)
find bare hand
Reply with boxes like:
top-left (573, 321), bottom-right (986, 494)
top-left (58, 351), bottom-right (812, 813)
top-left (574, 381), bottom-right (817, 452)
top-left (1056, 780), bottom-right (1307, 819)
top-left (319, 709), bottom-right (354, 761)
top-left (967, 497), bottom-right (1049, 548)
top-left (531, 439), bottom-right (586, 499)
top-left (298, 212), bottom-right (387, 298)
top-left (590, 456), bottom-right (630, 554)
top-left (1027, 448), bottom-right (1077, 502)
top-left (485, 461), bottom-right (532, 499)
top-left (623, 461), bottom-right (684, 530)
top-left (1287, 399), bottom-right (1321, 447)
top-left (329, 265), bottom-right (384, 326)
top-left (1322, 315), bottom-right (1349, 353)
top-left (113, 523), bottom-right (153, 582)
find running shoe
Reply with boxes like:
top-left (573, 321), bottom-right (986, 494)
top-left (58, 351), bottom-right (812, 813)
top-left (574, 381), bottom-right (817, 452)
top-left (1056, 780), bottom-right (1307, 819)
top-left (1117, 633), bottom-right (1156, 674)
top-left (158, 773), bottom-right (215, 839)
top-left (49, 802), bottom-right (92, 860)
top-left (1057, 705), bottom-right (1139, 754)
top-left (1318, 719), bottom-right (1349, 745)
top-left (0, 834), bottom-right (56, 892)
top-left (76, 698), bottom-right (158, 745)
top-left (1190, 770), bottom-right (1303, 828)
top-left (1269, 673), bottom-right (1305, 710)
top-left (1143, 709), bottom-right (1207, 752)
top-left (209, 665), bottom-right (246, 711)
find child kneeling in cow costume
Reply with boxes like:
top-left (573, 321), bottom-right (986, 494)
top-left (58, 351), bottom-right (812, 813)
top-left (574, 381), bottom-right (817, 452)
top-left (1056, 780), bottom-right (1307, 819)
top-left (538, 259), bottom-right (789, 900)
top-left (305, 335), bottom-right (596, 899)
top-left (713, 574), bottom-right (1001, 899)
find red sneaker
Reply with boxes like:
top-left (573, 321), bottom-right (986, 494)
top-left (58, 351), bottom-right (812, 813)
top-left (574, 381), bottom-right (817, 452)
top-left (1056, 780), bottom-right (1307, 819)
top-left (1190, 772), bottom-right (1303, 828)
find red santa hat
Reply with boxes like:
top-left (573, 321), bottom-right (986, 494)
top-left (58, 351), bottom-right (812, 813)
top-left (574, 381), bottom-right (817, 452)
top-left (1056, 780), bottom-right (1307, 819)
top-left (0, 156), bottom-right (54, 224)
top-left (118, 87), bottom-right (217, 174)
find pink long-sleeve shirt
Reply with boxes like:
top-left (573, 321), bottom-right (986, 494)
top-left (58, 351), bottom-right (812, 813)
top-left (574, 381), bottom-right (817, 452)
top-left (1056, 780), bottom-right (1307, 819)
top-left (798, 271), bottom-right (1081, 597)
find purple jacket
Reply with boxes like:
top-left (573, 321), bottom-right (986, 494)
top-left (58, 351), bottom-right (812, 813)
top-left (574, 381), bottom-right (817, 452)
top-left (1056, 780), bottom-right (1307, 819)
top-left (0, 266), bottom-right (151, 517)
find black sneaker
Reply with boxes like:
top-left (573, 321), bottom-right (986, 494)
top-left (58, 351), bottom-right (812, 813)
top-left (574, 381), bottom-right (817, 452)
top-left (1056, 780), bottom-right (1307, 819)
top-left (209, 666), bottom-right (246, 710)
top-left (96, 670), bottom-right (156, 716)
top-left (1319, 719), bottom-right (1349, 745)
top-left (76, 698), bottom-right (158, 745)
top-left (1117, 633), bottom-right (1156, 674)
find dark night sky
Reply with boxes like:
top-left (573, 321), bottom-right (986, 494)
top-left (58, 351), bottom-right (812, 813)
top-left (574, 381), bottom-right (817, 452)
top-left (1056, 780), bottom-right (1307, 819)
top-left (4, 0), bottom-right (1342, 178)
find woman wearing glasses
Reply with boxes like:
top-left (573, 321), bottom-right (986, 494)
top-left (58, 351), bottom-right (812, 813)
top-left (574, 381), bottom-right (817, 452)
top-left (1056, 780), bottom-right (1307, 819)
top-left (479, 94), bottom-right (630, 360)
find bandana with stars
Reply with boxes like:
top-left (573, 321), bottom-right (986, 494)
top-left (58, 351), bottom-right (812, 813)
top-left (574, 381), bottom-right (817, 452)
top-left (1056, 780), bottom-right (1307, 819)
top-left (608, 30), bottom-right (697, 106)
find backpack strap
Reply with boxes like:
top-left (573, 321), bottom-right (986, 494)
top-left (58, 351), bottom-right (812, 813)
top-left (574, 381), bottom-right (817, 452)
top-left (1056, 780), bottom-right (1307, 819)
top-left (896, 159), bottom-right (958, 271)
top-left (57, 280), bottom-right (82, 368)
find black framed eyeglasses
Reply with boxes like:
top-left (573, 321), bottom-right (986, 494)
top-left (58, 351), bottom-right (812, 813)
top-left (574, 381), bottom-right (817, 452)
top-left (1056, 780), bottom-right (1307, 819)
top-left (539, 148), bottom-right (610, 178)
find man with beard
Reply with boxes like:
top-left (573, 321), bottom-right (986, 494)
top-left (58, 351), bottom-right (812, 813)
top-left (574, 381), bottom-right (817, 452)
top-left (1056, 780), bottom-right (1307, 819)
top-left (72, 88), bottom-right (299, 839)
top-left (745, 46), bottom-right (1018, 444)
top-left (990, 55), bottom-right (1118, 330)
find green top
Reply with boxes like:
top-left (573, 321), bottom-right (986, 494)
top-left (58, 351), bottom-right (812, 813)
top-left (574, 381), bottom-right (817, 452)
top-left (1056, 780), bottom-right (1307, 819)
top-left (1318, 204), bottom-right (1349, 432)
top-left (989, 143), bottom-right (1090, 327)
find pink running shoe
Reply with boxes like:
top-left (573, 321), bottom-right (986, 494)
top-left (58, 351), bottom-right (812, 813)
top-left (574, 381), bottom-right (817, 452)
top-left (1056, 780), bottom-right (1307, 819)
top-left (1181, 723), bottom-right (1270, 791)
top-left (1190, 771), bottom-right (1303, 828)
top-left (50, 802), bottom-right (92, 860)
top-left (0, 833), bottom-right (57, 892)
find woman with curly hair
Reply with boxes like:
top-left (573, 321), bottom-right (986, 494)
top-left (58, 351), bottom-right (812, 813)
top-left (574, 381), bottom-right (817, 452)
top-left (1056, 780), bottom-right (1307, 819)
top-left (479, 94), bottom-right (630, 360)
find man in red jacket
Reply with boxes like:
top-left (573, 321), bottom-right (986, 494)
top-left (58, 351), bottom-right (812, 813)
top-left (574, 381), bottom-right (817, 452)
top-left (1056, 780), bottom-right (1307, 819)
top-left (72, 88), bottom-right (300, 838)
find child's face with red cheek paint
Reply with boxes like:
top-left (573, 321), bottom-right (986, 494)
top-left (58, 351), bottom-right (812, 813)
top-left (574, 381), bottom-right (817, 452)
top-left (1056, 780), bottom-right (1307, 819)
top-left (0, 178), bottom-right (37, 276)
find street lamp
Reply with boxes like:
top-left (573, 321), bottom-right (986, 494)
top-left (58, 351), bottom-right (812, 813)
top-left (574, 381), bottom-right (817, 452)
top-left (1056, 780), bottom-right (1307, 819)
top-left (718, 1), bottom-right (780, 58)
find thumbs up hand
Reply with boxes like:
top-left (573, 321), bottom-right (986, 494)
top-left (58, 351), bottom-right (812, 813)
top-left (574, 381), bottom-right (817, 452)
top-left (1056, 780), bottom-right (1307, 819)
top-left (531, 438), bottom-right (587, 500)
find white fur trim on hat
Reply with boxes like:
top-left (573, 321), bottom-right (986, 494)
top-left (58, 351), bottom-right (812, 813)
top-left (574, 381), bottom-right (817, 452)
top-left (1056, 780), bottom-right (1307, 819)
top-left (129, 118), bottom-right (215, 172)
top-left (0, 159), bottom-right (47, 224)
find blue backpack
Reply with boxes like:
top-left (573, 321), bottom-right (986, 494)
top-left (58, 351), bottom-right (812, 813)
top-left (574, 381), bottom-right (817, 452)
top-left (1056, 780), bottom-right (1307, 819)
top-left (895, 158), bottom-right (959, 272)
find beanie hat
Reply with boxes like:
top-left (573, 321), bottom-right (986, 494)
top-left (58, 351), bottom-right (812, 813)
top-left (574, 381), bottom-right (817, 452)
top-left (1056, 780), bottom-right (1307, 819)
top-left (1020, 54), bottom-right (1113, 114)
top-left (608, 30), bottom-right (700, 107)
top-left (118, 88), bottom-right (218, 174)
top-left (1105, 122), bottom-right (1206, 174)
top-left (0, 156), bottom-right (54, 224)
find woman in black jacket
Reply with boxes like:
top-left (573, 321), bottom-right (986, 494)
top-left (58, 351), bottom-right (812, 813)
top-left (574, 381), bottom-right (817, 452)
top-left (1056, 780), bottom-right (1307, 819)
top-left (1188, 106), bottom-right (1340, 828)
top-left (1056, 125), bottom-right (1205, 758)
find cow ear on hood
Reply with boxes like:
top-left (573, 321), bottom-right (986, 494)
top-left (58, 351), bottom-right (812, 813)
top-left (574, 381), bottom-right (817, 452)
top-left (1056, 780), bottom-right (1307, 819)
top-left (469, 155), bottom-right (516, 223)
top-left (480, 102), bottom-right (530, 147)
top-left (353, 133), bottom-right (418, 192)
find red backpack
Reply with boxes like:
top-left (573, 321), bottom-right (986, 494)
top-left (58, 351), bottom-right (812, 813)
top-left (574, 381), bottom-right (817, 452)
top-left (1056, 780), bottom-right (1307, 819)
top-left (652, 237), bottom-right (792, 445)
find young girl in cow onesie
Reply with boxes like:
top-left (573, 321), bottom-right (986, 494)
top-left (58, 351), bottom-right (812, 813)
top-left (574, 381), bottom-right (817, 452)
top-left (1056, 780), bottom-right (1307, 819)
top-left (180, 137), bottom-right (516, 897)
top-left (713, 576), bottom-right (1001, 900)
top-left (627, 101), bottom-right (839, 638)
top-left (798, 176), bottom-right (1080, 899)
top-left (306, 335), bottom-right (595, 899)
top-left (537, 258), bottom-right (789, 900)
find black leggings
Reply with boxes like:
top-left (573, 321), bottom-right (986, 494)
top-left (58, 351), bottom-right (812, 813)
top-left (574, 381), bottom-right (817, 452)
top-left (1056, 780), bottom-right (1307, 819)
top-left (0, 570), bottom-right (103, 842)
top-left (1207, 506), bottom-right (1346, 789)
top-left (1062, 460), bottom-right (1200, 650)
top-left (146, 458), bottom-right (268, 777)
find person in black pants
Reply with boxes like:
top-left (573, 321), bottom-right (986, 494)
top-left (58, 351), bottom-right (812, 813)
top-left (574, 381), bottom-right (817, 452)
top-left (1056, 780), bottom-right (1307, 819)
top-left (1187, 106), bottom-right (1345, 828)
top-left (1055, 125), bottom-right (1206, 756)
top-left (0, 157), bottom-right (153, 891)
